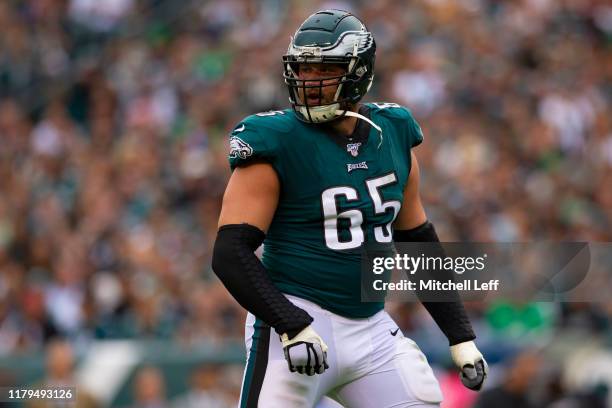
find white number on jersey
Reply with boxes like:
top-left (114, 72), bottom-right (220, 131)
top-left (322, 187), bottom-right (364, 250)
top-left (256, 110), bottom-right (285, 117)
top-left (372, 102), bottom-right (401, 109)
top-left (366, 173), bottom-right (401, 243)
top-left (321, 173), bottom-right (400, 250)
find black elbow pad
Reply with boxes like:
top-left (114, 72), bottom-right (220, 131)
top-left (394, 221), bottom-right (476, 346)
top-left (212, 224), bottom-right (313, 337)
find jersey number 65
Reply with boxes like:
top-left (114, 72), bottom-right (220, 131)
top-left (321, 173), bottom-right (400, 250)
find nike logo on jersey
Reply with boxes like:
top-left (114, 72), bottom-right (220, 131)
top-left (347, 161), bottom-right (368, 172)
top-left (233, 124), bottom-right (245, 133)
top-left (346, 142), bottom-right (361, 157)
top-left (390, 328), bottom-right (400, 336)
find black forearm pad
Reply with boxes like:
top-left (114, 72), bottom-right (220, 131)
top-left (394, 221), bottom-right (476, 345)
top-left (212, 224), bottom-right (313, 338)
top-left (393, 221), bottom-right (441, 243)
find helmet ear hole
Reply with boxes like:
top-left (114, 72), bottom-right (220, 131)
top-left (355, 65), bottom-right (367, 78)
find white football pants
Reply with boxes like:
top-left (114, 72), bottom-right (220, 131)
top-left (238, 295), bottom-right (443, 408)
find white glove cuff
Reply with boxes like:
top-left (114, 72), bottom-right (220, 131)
top-left (281, 326), bottom-right (328, 352)
top-left (450, 340), bottom-right (483, 367)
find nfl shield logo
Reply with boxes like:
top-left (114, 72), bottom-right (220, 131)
top-left (346, 142), bottom-right (361, 157)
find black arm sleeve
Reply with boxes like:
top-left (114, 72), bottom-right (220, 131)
top-left (212, 223), bottom-right (313, 338)
top-left (394, 221), bottom-right (476, 346)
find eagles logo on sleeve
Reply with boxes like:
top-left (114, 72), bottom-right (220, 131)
top-left (229, 135), bottom-right (253, 159)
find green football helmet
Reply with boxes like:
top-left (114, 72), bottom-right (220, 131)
top-left (283, 9), bottom-right (376, 124)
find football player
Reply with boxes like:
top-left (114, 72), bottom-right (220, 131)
top-left (212, 9), bottom-right (487, 408)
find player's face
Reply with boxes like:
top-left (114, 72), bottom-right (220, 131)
top-left (296, 63), bottom-right (347, 106)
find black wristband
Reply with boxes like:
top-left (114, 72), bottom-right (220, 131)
top-left (394, 221), bottom-right (476, 345)
top-left (212, 224), bottom-right (313, 338)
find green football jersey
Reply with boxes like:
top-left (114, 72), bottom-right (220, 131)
top-left (228, 103), bottom-right (423, 318)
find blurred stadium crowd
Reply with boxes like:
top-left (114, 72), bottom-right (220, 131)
top-left (0, 0), bottom-right (610, 406)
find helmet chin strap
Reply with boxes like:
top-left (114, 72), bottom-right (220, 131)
top-left (337, 110), bottom-right (383, 148)
top-left (298, 105), bottom-right (384, 149)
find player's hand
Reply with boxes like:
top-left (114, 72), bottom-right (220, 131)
top-left (281, 325), bottom-right (329, 375)
top-left (450, 341), bottom-right (488, 391)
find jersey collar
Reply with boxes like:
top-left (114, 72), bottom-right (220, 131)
top-left (320, 104), bottom-right (372, 150)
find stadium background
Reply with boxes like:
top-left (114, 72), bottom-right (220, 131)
top-left (0, 0), bottom-right (610, 406)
